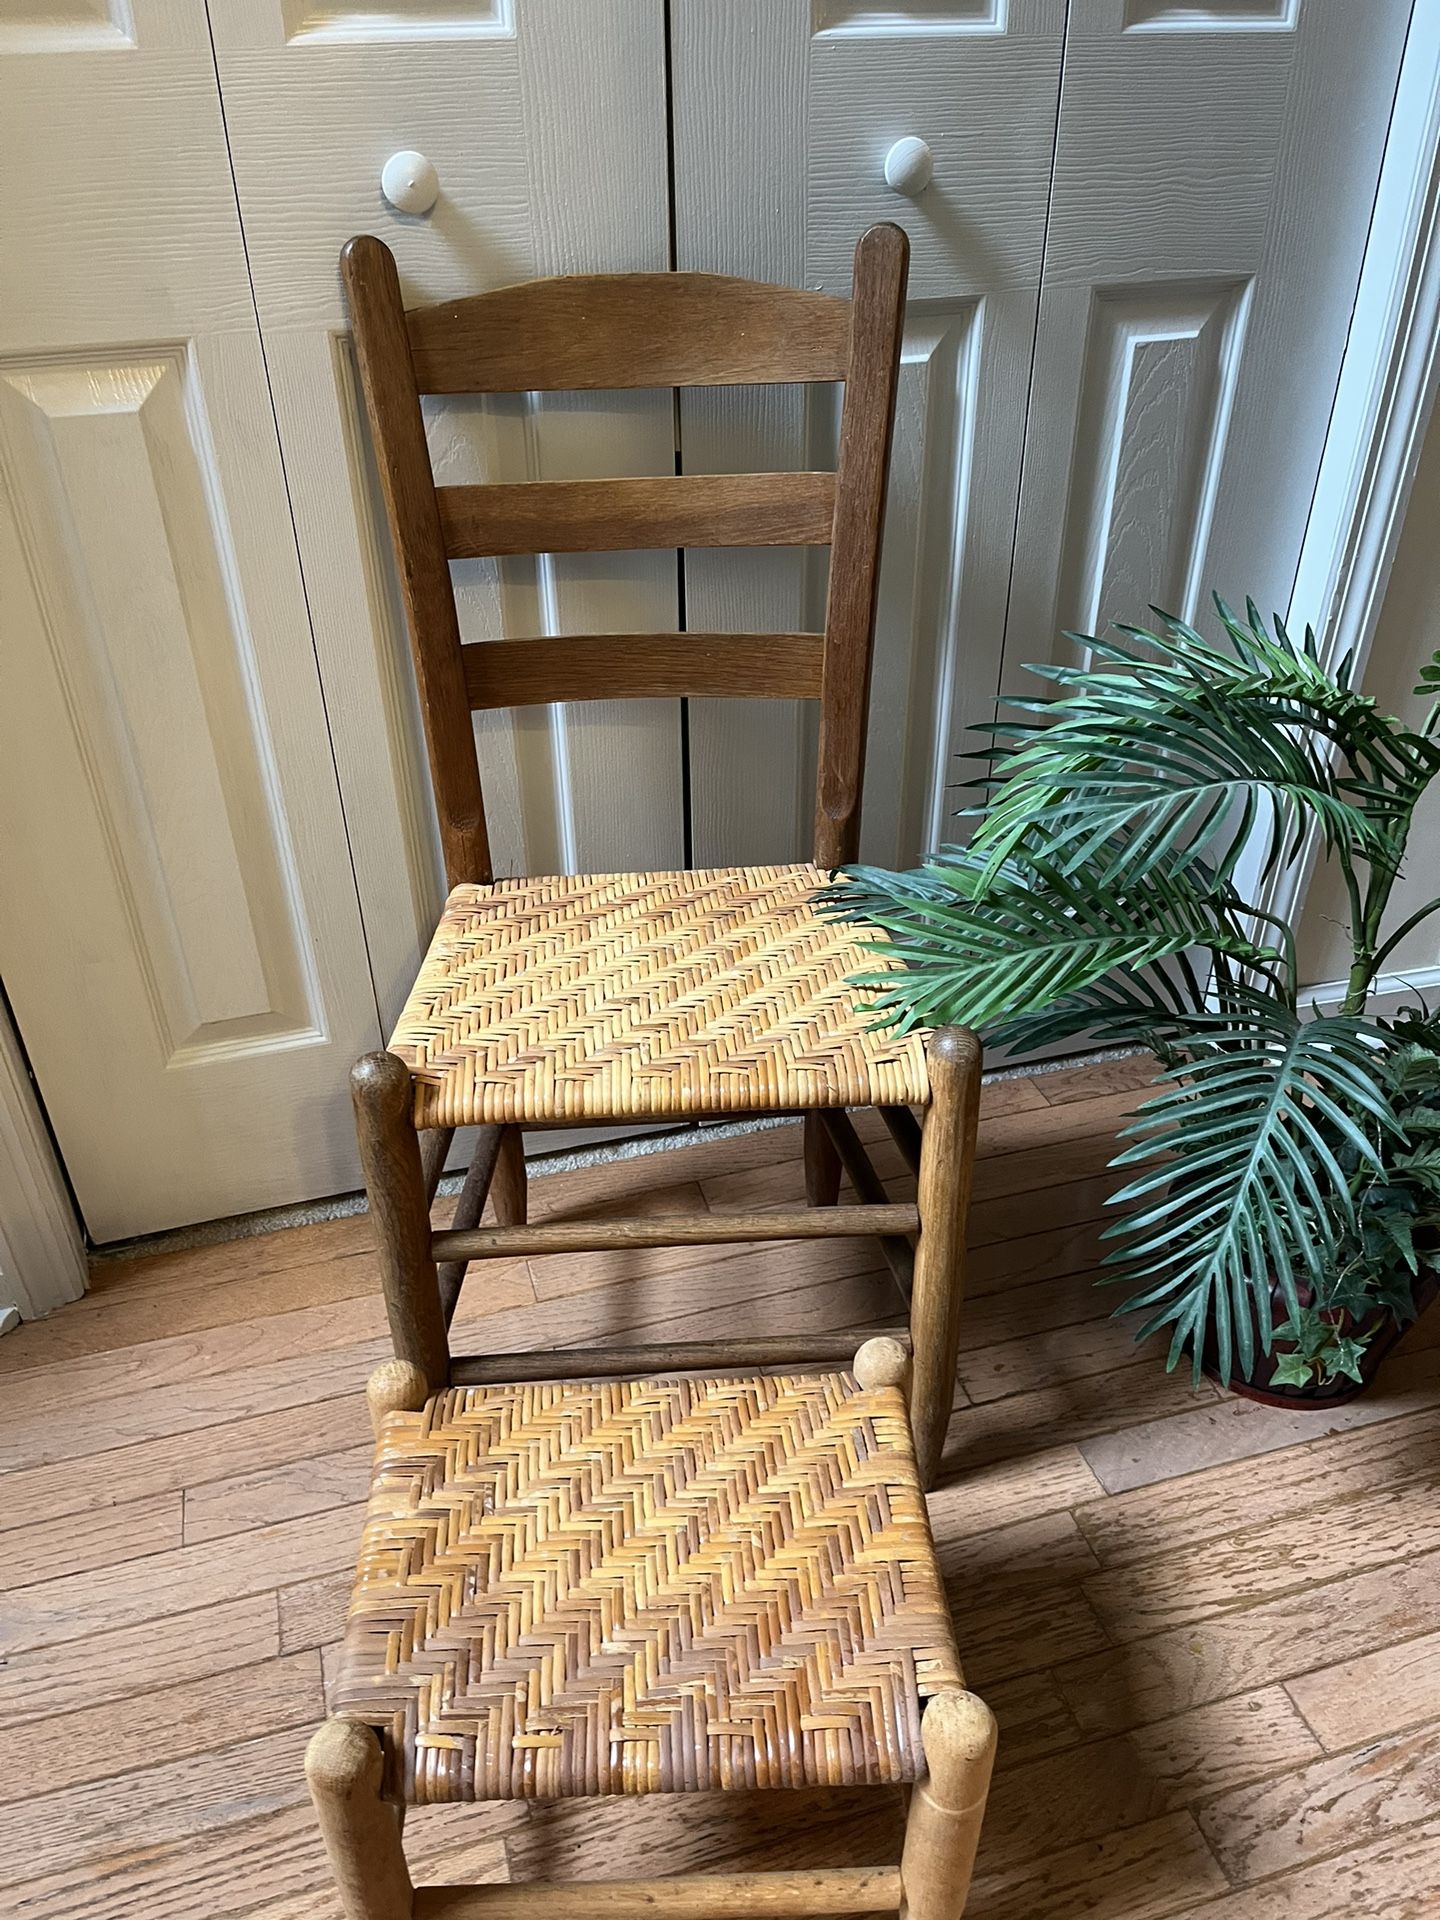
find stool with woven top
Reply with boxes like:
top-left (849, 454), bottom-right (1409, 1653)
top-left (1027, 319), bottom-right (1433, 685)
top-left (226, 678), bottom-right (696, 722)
top-left (307, 224), bottom-right (997, 1917)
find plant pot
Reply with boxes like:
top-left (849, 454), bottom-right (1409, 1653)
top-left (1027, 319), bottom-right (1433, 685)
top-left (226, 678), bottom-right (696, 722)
top-left (1202, 1267), bottom-right (1440, 1408)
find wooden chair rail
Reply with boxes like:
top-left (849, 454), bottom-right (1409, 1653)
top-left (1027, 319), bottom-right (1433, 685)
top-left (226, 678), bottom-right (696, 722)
top-left (448, 1328), bottom-right (909, 1385)
top-left (459, 633), bottom-right (824, 710)
top-left (431, 1202), bottom-right (917, 1264)
top-left (404, 270), bottom-right (853, 394)
top-left (411, 1866), bottom-right (901, 1918)
top-left (437, 472), bottom-right (836, 558)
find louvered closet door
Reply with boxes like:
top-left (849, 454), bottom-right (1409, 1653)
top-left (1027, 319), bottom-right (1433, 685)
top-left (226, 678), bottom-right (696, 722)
top-left (0, 1), bottom-right (382, 1238)
top-left (670, 0), bottom-right (1067, 871)
top-left (999, 0), bottom-right (1412, 693)
top-left (208, 0), bottom-right (679, 1026)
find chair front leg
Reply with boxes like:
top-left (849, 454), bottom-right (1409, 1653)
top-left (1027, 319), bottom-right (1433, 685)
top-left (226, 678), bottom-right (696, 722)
top-left (907, 1028), bottom-right (981, 1488)
top-left (351, 1052), bottom-right (449, 1393)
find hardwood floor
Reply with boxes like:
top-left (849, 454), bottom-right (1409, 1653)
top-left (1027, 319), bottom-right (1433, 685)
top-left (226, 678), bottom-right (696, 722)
top-left (3, 1054), bottom-right (1439, 1918)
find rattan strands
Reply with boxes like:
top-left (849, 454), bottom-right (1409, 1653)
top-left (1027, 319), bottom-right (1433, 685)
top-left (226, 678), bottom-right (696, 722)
top-left (333, 1372), bottom-right (962, 1804)
top-left (388, 863), bottom-right (928, 1129)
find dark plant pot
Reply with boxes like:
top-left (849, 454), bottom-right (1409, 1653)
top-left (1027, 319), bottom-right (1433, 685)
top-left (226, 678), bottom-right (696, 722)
top-left (1202, 1267), bottom-right (1440, 1408)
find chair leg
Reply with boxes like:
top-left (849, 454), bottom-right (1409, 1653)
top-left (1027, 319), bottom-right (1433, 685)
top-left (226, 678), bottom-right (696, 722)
top-left (900, 1690), bottom-right (997, 1920)
top-left (351, 1052), bottom-right (449, 1393)
top-left (907, 1029), bottom-right (982, 1489)
top-left (306, 1719), bottom-right (413, 1920)
top-left (804, 1110), bottom-right (843, 1206)
top-left (491, 1122), bottom-right (528, 1226)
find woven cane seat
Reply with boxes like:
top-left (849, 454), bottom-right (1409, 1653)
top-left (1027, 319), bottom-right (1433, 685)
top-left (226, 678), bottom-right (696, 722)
top-left (388, 862), bottom-right (928, 1129)
top-left (332, 1369), bottom-right (961, 1804)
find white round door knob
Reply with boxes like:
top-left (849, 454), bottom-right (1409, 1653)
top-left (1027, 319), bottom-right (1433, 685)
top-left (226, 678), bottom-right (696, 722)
top-left (883, 136), bottom-right (933, 197)
top-left (381, 150), bottom-right (440, 216)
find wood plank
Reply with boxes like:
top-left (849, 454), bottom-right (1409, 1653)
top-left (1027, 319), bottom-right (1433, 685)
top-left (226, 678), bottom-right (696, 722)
top-left (942, 1361), bottom-right (1218, 1475)
top-left (1073, 1403), bottom-right (1440, 1569)
top-left (1083, 1473), bottom-right (1440, 1640)
top-left (183, 1443), bottom-right (374, 1545)
top-left (1032, 1053), bottom-right (1156, 1104)
top-left (0, 1502), bottom-right (363, 1655)
top-left (438, 472), bottom-right (837, 557)
top-left (1286, 1627), bottom-right (1440, 1751)
top-left (1198, 1719), bottom-right (1440, 1885)
top-left (1173, 1815), bottom-right (1440, 1919)
top-left (978, 1689), bottom-right (1319, 1868)
top-left (0, 1723), bottom-right (313, 1885)
top-left (0, 1258), bottom-right (529, 1429)
top-left (966, 1810), bottom-right (1228, 1920)
top-left (926, 1444), bottom-right (1105, 1536)
top-left (0, 1592), bottom-right (278, 1729)
top-left (0, 1490), bottom-right (182, 1590)
top-left (1054, 1546), bottom-right (1440, 1737)
top-left (958, 1305), bottom-right (1162, 1405)
top-left (1079, 1344), bottom-right (1440, 1493)
top-left (10, 1650), bottom-right (323, 1802)
top-left (0, 1392), bottom-right (371, 1532)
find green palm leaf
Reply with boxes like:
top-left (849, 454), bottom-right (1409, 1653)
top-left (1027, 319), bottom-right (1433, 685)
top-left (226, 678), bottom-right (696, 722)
top-left (1103, 998), bottom-right (1397, 1383)
top-left (970, 607), bottom-right (1406, 890)
top-left (821, 849), bottom-right (1280, 1036)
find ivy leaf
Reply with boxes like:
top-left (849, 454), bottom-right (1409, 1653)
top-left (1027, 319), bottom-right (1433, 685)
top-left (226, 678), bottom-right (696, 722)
top-left (1323, 1335), bottom-right (1370, 1385)
top-left (1270, 1350), bottom-right (1318, 1388)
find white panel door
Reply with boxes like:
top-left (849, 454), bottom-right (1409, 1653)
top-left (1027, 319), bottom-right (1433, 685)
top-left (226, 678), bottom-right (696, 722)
top-left (671, 0), bottom-right (1066, 870)
top-left (0, 0), bottom-right (382, 1239)
top-left (208, 0), bottom-right (679, 1024)
top-left (1000, 0), bottom-right (1412, 689)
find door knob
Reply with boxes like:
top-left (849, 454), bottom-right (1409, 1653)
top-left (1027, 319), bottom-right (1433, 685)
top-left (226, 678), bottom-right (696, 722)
top-left (883, 137), bottom-right (933, 197)
top-left (380, 150), bottom-right (440, 216)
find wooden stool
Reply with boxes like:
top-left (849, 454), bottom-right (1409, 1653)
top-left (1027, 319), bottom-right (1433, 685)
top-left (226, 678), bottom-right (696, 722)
top-left (310, 229), bottom-right (997, 1913)
top-left (310, 1325), bottom-right (995, 1918)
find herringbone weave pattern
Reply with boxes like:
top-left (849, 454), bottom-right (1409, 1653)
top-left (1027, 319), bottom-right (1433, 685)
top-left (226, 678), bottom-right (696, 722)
top-left (333, 1372), bottom-right (961, 1803)
top-left (389, 863), bottom-right (928, 1128)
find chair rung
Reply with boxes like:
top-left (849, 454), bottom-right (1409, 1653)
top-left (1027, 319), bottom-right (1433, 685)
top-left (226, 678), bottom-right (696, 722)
top-left (449, 1328), bottom-right (909, 1384)
top-left (412, 1865), bottom-right (902, 1917)
top-left (431, 1203), bottom-right (917, 1262)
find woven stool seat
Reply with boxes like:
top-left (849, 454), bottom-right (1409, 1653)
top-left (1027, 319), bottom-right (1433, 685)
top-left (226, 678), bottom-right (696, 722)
top-left (332, 1369), bottom-right (962, 1804)
top-left (388, 862), bottom-right (928, 1129)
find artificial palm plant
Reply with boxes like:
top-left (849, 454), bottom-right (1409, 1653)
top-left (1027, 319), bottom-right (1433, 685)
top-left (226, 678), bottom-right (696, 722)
top-left (828, 601), bottom-right (1440, 1393)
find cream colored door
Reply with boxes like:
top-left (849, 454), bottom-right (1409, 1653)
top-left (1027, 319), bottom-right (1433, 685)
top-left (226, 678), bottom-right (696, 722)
top-left (670, 0), bottom-right (1067, 870)
top-left (208, 0), bottom-right (680, 1024)
top-left (1000, 1), bottom-right (1412, 693)
top-left (0, 1), bottom-right (382, 1239)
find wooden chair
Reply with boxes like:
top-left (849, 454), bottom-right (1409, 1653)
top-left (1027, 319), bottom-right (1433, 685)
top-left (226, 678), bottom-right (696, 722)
top-left (308, 227), bottom-right (996, 1918)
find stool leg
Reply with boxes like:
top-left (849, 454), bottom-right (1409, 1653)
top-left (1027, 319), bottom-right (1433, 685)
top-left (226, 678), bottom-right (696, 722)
top-left (900, 1690), bottom-right (997, 1920)
top-left (491, 1123), bottom-right (528, 1226)
top-left (803, 1111), bottom-right (843, 1206)
top-left (908, 1028), bottom-right (981, 1488)
top-left (306, 1719), bottom-right (413, 1920)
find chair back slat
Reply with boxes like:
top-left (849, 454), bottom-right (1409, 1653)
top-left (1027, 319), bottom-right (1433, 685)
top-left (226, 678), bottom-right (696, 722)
top-left (341, 228), bottom-right (908, 887)
top-left (437, 472), bottom-right (837, 559)
top-left (406, 273), bottom-right (852, 393)
top-left (461, 634), bottom-right (825, 710)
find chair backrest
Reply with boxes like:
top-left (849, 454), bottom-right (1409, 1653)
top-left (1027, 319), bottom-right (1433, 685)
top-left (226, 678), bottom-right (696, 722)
top-left (341, 226), bottom-right (909, 888)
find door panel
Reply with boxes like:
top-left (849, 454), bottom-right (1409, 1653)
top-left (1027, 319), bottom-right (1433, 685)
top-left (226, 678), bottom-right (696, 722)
top-left (0, 2), bottom-right (381, 1238)
top-left (209, 1), bottom-right (680, 1025)
top-left (670, 0), bottom-right (1066, 869)
top-left (1001, 0), bottom-right (1412, 686)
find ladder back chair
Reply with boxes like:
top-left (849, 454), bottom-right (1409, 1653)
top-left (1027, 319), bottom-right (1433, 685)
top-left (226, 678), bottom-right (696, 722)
top-left (309, 227), bottom-right (996, 1918)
